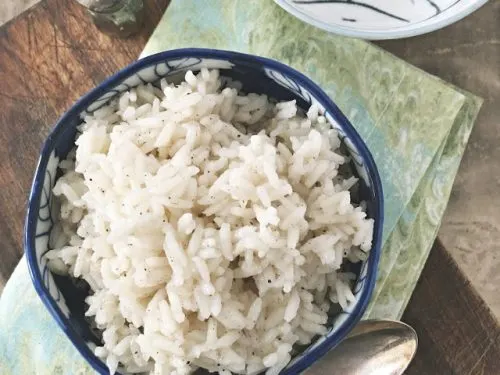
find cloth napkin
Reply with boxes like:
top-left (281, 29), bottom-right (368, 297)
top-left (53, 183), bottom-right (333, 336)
top-left (0, 0), bottom-right (482, 374)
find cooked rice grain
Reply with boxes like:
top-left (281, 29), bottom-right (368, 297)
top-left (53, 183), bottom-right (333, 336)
top-left (46, 68), bottom-right (374, 375)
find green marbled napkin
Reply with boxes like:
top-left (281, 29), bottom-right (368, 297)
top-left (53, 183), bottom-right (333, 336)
top-left (140, 0), bottom-right (482, 319)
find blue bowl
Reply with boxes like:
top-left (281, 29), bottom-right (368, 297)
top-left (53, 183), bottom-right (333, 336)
top-left (25, 48), bottom-right (384, 374)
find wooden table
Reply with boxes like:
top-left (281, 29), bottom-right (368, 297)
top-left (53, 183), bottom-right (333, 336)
top-left (0, 0), bottom-right (498, 373)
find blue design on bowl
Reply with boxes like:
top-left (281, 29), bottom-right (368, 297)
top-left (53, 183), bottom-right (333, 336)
top-left (25, 48), bottom-right (384, 375)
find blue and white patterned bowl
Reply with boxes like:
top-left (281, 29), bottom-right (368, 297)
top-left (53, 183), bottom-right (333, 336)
top-left (25, 48), bottom-right (384, 374)
top-left (275, 0), bottom-right (488, 40)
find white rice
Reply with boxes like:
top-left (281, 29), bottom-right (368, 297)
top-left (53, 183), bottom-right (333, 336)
top-left (46, 68), bottom-right (374, 375)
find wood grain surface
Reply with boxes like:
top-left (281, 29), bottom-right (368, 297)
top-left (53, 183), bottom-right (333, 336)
top-left (0, 0), bottom-right (498, 374)
top-left (403, 240), bottom-right (500, 375)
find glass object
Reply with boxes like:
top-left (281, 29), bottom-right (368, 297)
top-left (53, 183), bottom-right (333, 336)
top-left (76, 0), bottom-right (145, 38)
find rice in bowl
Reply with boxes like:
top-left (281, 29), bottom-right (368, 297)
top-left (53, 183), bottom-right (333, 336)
top-left (45, 68), bottom-right (374, 375)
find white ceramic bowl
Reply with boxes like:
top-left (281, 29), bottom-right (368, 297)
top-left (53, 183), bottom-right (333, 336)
top-left (275, 0), bottom-right (489, 40)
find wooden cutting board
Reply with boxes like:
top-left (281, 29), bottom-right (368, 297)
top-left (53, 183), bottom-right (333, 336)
top-left (0, 0), bottom-right (498, 373)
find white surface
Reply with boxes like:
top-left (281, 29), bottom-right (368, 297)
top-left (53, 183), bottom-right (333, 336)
top-left (274, 0), bottom-right (489, 40)
top-left (0, 0), bottom-right (39, 26)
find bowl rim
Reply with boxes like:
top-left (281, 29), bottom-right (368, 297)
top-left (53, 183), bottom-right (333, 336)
top-left (274, 0), bottom-right (489, 40)
top-left (24, 48), bottom-right (384, 375)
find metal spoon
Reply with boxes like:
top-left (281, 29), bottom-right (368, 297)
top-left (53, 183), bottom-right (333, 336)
top-left (305, 319), bottom-right (418, 375)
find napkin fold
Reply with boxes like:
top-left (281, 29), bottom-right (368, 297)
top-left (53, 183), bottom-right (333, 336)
top-left (0, 0), bottom-right (482, 374)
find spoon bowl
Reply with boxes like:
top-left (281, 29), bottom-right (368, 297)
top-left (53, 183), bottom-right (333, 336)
top-left (306, 319), bottom-right (418, 375)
